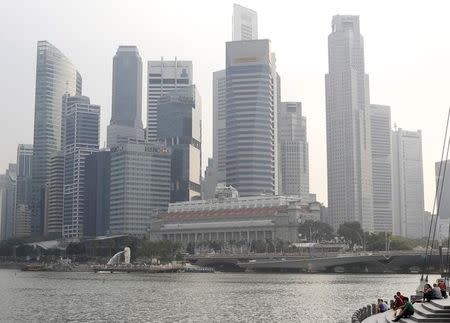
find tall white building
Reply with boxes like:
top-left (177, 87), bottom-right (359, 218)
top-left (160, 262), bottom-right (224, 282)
top-left (146, 58), bottom-right (193, 141)
top-left (212, 69), bottom-right (226, 184)
top-left (62, 95), bottom-right (100, 238)
top-left (435, 160), bottom-right (450, 219)
top-left (369, 104), bottom-right (393, 233)
top-left (232, 4), bottom-right (258, 41)
top-left (0, 165), bottom-right (17, 240)
top-left (31, 41), bottom-right (82, 236)
top-left (225, 39), bottom-right (278, 197)
top-left (109, 142), bottom-right (171, 235)
top-left (45, 152), bottom-right (64, 238)
top-left (325, 15), bottom-right (373, 231)
top-left (279, 102), bottom-right (309, 196)
top-left (392, 128), bottom-right (424, 238)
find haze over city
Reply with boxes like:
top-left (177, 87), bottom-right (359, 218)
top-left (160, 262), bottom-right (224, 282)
top-left (2, 0), bottom-right (450, 210)
top-left (3, 2), bottom-right (450, 322)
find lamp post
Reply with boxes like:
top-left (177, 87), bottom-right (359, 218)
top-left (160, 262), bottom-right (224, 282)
top-left (355, 232), bottom-right (365, 253)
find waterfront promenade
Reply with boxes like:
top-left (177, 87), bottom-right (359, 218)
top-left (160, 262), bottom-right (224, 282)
top-left (360, 299), bottom-right (450, 323)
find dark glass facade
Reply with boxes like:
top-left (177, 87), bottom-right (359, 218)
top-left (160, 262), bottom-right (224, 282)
top-left (110, 46), bottom-right (142, 128)
top-left (83, 151), bottom-right (111, 237)
top-left (157, 86), bottom-right (201, 202)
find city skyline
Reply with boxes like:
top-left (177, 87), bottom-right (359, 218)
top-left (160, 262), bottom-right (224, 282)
top-left (2, 1), bottom-right (450, 211)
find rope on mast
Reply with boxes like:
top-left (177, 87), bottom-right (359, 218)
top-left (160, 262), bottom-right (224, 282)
top-left (421, 107), bottom-right (450, 281)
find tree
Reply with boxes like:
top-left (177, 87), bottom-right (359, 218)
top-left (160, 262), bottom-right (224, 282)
top-left (250, 240), bottom-right (266, 253)
top-left (365, 232), bottom-right (390, 251)
top-left (137, 240), bottom-right (182, 262)
top-left (66, 242), bottom-right (86, 255)
top-left (337, 221), bottom-right (364, 250)
top-left (298, 220), bottom-right (335, 242)
top-left (186, 242), bottom-right (195, 255)
top-left (389, 236), bottom-right (416, 251)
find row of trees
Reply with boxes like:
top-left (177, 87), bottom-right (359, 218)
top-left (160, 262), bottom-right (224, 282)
top-left (299, 220), bottom-right (426, 251)
top-left (0, 221), bottom-right (426, 259)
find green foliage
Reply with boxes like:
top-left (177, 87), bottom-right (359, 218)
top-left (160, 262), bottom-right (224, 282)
top-left (186, 242), bottom-right (195, 255)
top-left (389, 235), bottom-right (418, 251)
top-left (207, 241), bottom-right (224, 252)
top-left (359, 231), bottom-right (424, 251)
top-left (250, 240), bottom-right (266, 253)
top-left (137, 240), bottom-right (182, 262)
top-left (66, 242), bottom-right (86, 255)
top-left (365, 232), bottom-right (388, 251)
top-left (0, 237), bottom-right (39, 257)
top-left (299, 220), bottom-right (335, 242)
top-left (337, 221), bottom-right (364, 249)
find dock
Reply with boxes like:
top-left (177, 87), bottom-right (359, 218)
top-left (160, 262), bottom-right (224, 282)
top-left (92, 263), bottom-right (183, 273)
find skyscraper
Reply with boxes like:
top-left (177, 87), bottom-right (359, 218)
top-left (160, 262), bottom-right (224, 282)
top-left (279, 102), bottom-right (309, 196)
top-left (369, 105), bottom-right (393, 233)
top-left (232, 4), bottom-right (258, 41)
top-left (45, 152), bottom-right (64, 238)
top-left (213, 69), bottom-right (227, 184)
top-left (325, 15), bottom-right (373, 231)
top-left (157, 85), bottom-right (202, 202)
top-left (62, 95), bottom-right (100, 238)
top-left (392, 128), bottom-right (424, 238)
top-left (0, 165), bottom-right (16, 240)
top-left (225, 39), bottom-right (278, 196)
top-left (202, 158), bottom-right (218, 200)
top-left (107, 46), bottom-right (144, 148)
top-left (109, 142), bottom-right (171, 235)
top-left (83, 151), bottom-right (111, 237)
top-left (0, 175), bottom-right (6, 240)
top-left (435, 160), bottom-right (450, 220)
top-left (146, 58), bottom-right (193, 142)
top-left (15, 144), bottom-right (33, 237)
top-left (31, 40), bottom-right (82, 235)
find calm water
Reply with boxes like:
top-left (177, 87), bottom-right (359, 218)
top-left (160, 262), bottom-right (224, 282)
top-left (0, 269), bottom-right (437, 323)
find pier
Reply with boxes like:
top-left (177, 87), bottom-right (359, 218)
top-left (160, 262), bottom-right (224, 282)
top-left (92, 263), bottom-right (183, 273)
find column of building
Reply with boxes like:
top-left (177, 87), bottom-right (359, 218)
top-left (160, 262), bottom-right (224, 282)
top-left (325, 15), bottom-right (374, 231)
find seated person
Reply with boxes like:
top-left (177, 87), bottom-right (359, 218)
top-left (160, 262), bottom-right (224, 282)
top-left (423, 283), bottom-right (433, 302)
top-left (432, 283), bottom-right (444, 300)
top-left (393, 297), bottom-right (414, 322)
top-left (438, 279), bottom-right (448, 298)
top-left (393, 294), bottom-right (405, 316)
top-left (396, 291), bottom-right (408, 303)
top-left (378, 299), bottom-right (388, 313)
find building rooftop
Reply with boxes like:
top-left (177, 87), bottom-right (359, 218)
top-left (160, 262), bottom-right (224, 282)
top-left (160, 206), bottom-right (285, 221)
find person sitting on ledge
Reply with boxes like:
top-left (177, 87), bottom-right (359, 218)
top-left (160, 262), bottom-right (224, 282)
top-left (393, 294), bottom-right (404, 314)
top-left (438, 279), bottom-right (448, 299)
top-left (393, 297), bottom-right (414, 322)
top-left (378, 299), bottom-right (388, 313)
top-left (432, 283), bottom-right (444, 300)
top-left (423, 283), bottom-right (433, 302)
top-left (396, 291), bottom-right (408, 303)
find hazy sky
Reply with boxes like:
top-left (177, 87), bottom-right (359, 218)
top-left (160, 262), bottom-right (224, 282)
top-left (1, 0), bottom-right (450, 211)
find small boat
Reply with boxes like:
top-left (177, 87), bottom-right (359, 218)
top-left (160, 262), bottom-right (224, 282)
top-left (21, 264), bottom-right (48, 272)
top-left (183, 263), bottom-right (215, 273)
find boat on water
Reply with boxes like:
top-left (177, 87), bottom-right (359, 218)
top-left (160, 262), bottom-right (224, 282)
top-left (182, 263), bottom-right (214, 273)
top-left (21, 264), bottom-right (48, 272)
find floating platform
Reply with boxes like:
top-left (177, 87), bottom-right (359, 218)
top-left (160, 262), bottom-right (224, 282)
top-left (92, 264), bottom-right (183, 273)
